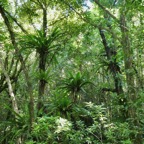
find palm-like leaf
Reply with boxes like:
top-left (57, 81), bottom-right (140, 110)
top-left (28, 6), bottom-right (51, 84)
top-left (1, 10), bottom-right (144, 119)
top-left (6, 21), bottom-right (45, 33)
top-left (60, 72), bottom-right (93, 96)
top-left (19, 27), bottom-right (62, 54)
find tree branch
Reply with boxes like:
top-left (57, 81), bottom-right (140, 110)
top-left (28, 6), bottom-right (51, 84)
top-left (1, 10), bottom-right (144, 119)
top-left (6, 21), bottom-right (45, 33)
top-left (94, 0), bottom-right (119, 22)
top-left (0, 56), bottom-right (19, 114)
top-left (5, 10), bottom-right (28, 34)
top-left (0, 4), bottom-right (34, 128)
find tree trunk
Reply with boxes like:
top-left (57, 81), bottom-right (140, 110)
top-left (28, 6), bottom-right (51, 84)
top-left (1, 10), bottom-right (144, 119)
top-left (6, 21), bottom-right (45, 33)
top-left (37, 7), bottom-right (47, 111)
top-left (0, 58), bottom-right (19, 114)
top-left (0, 4), bottom-right (34, 129)
top-left (98, 27), bottom-right (127, 120)
top-left (120, 9), bottom-right (142, 144)
top-left (0, 56), bottom-right (22, 144)
top-left (37, 52), bottom-right (47, 111)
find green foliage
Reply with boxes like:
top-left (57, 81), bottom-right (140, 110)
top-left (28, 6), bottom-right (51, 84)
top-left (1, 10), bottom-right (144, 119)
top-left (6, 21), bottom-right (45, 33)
top-left (31, 116), bottom-right (57, 142)
top-left (0, 0), bottom-right (144, 143)
top-left (104, 122), bottom-right (132, 144)
top-left (60, 72), bottom-right (93, 102)
top-left (19, 27), bottom-right (62, 54)
top-left (20, 102), bottom-right (134, 144)
top-left (0, 107), bottom-right (31, 143)
top-left (47, 90), bottom-right (72, 116)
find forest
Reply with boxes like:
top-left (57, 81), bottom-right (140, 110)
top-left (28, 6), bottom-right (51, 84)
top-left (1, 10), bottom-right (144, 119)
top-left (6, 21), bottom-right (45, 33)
top-left (0, 0), bottom-right (144, 143)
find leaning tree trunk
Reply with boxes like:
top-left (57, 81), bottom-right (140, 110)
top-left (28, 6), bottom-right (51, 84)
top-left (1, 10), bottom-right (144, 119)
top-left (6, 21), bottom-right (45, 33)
top-left (0, 56), bottom-right (22, 144)
top-left (0, 57), bottom-right (19, 115)
top-left (98, 27), bottom-right (123, 94)
top-left (0, 4), bottom-right (34, 129)
top-left (98, 26), bottom-right (127, 120)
